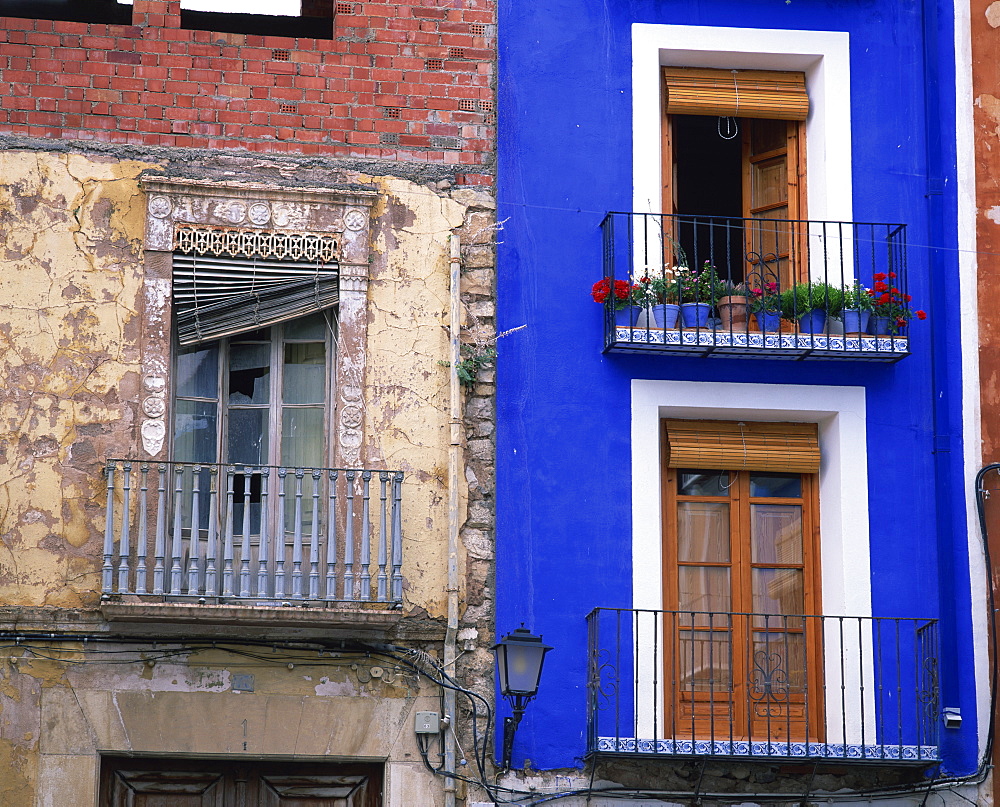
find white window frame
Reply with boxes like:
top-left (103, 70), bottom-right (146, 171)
top-left (631, 379), bottom-right (873, 745)
top-left (631, 23), bottom-right (852, 224)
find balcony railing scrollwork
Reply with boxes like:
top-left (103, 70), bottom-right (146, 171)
top-left (102, 459), bottom-right (404, 606)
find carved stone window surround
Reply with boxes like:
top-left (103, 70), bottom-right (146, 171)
top-left (137, 175), bottom-right (377, 468)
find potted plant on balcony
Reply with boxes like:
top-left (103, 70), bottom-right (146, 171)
top-left (647, 266), bottom-right (681, 328)
top-left (676, 261), bottom-right (723, 328)
top-left (840, 280), bottom-right (875, 334)
top-left (868, 272), bottom-right (926, 335)
top-left (781, 281), bottom-right (844, 334)
top-left (717, 280), bottom-right (751, 331)
top-left (592, 275), bottom-right (640, 327)
top-left (748, 280), bottom-right (782, 332)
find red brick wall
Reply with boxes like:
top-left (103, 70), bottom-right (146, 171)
top-left (0, 0), bottom-right (495, 183)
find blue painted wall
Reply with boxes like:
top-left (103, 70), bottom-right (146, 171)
top-left (496, 0), bottom-right (977, 776)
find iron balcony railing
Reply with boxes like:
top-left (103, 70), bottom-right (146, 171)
top-left (102, 459), bottom-right (403, 605)
top-left (587, 608), bottom-right (939, 763)
top-left (600, 212), bottom-right (913, 361)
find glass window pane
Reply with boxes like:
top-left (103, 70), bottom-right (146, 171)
top-left (678, 566), bottom-right (731, 616)
top-left (284, 311), bottom-right (329, 340)
top-left (176, 343), bottom-right (218, 399)
top-left (283, 342), bottom-right (326, 404)
top-left (679, 630), bottom-right (732, 691)
top-left (282, 407), bottom-right (325, 468)
top-left (678, 470), bottom-right (729, 496)
top-left (173, 399), bottom-right (218, 463)
top-left (677, 502), bottom-right (730, 562)
top-left (752, 568), bottom-right (804, 617)
top-left (227, 408), bottom-right (269, 465)
top-left (228, 343), bottom-right (271, 405)
top-left (750, 473), bottom-right (802, 498)
top-left (231, 328), bottom-right (269, 343)
top-left (751, 504), bottom-right (802, 564)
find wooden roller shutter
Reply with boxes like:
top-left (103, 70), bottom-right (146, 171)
top-left (663, 420), bottom-right (820, 473)
top-left (172, 253), bottom-right (339, 346)
top-left (663, 67), bottom-right (810, 121)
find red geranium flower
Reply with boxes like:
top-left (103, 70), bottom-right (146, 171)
top-left (873, 272), bottom-right (887, 281)
top-left (591, 278), bottom-right (610, 303)
top-left (896, 317), bottom-right (907, 328)
top-left (874, 281), bottom-right (888, 293)
top-left (917, 310), bottom-right (927, 320)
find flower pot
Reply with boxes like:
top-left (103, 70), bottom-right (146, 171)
top-left (797, 309), bottom-right (827, 334)
top-left (654, 303), bottom-right (680, 329)
top-left (614, 306), bottom-right (642, 328)
top-left (872, 316), bottom-right (906, 336)
top-left (680, 302), bottom-right (711, 328)
top-left (841, 308), bottom-right (870, 334)
top-left (717, 296), bottom-right (750, 331)
top-left (754, 311), bottom-right (782, 332)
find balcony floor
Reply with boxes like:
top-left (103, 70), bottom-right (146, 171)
top-left (608, 326), bottom-right (909, 360)
top-left (594, 737), bottom-right (939, 763)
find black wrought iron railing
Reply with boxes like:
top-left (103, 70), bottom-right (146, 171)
top-left (102, 459), bottom-right (403, 605)
top-left (599, 213), bottom-right (914, 360)
top-left (586, 608), bottom-right (939, 763)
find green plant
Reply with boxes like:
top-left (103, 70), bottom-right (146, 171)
top-left (780, 282), bottom-right (844, 319)
top-left (675, 261), bottom-right (724, 305)
top-left (841, 280), bottom-right (875, 312)
top-left (440, 344), bottom-right (497, 389)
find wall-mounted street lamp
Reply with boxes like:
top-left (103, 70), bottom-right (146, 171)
top-left (492, 626), bottom-right (552, 770)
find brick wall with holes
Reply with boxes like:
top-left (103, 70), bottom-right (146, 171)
top-left (0, 0), bottom-right (495, 183)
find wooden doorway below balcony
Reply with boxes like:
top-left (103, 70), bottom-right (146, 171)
top-left (100, 756), bottom-right (383, 807)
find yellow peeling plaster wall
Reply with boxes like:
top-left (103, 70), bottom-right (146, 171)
top-left (0, 151), bottom-right (493, 806)
top-left (0, 151), bottom-right (151, 609)
top-left (0, 151), bottom-right (473, 619)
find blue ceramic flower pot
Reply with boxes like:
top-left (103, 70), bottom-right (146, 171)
top-left (680, 302), bottom-right (711, 328)
top-left (841, 308), bottom-right (870, 334)
top-left (614, 306), bottom-right (642, 327)
top-left (797, 309), bottom-right (827, 334)
top-left (755, 311), bottom-right (782, 332)
top-left (655, 304), bottom-right (680, 328)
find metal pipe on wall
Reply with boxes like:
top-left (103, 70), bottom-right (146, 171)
top-left (444, 233), bottom-right (462, 806)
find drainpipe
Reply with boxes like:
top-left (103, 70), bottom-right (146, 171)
top-left (444, 233), bottom-right (462, 807)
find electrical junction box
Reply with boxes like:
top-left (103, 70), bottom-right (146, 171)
top-left (414, 711), bottom-right (439, 734)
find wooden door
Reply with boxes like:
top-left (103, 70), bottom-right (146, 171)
top-left (102, 758), bottom-right (381, 807)
top-left (742, 118), bottom-right (806, 292)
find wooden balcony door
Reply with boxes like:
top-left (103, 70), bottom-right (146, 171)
top-left (101, 757), bottom-right (381, 807)
top-left (662, 465), bottom-right (823, 743)
top-left (742, 118), bottom-right (807, 292)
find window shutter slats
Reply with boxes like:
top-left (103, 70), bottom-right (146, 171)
top-left (664, 420), bottom-right (820, 474)
top-left (663, 68), bottom-right (810, 121)
top-left (173, 253), bottom-right (338, 346)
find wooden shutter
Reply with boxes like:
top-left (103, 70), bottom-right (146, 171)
top-left (173, 253), bottom-right (338, 346)
top-left (663, 420), bottom-right (820, 473)
top-left (663, 68), bottom-right (809, 121)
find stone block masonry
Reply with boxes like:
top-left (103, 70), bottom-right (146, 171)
top-left (0, 0), bottom-right (494, 184)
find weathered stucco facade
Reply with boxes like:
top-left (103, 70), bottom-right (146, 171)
top-left (0, 103), bottom-right (495, 807)
top-left (0, 141), bottom-right (497, 806)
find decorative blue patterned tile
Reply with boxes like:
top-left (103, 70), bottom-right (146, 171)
top-left (596, 737), bottom-right (938, 762)
top-left (612, 327), bottom-right (908, 358)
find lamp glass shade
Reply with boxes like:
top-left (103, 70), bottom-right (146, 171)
top-left (493, 628), bottom-right (552, 697)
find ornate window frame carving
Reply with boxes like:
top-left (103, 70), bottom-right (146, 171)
top-left (137, 175), bottom-right (377, 468)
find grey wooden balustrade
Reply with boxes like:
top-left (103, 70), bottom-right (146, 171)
top-left (103, 460), bottom-right (403, 605)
